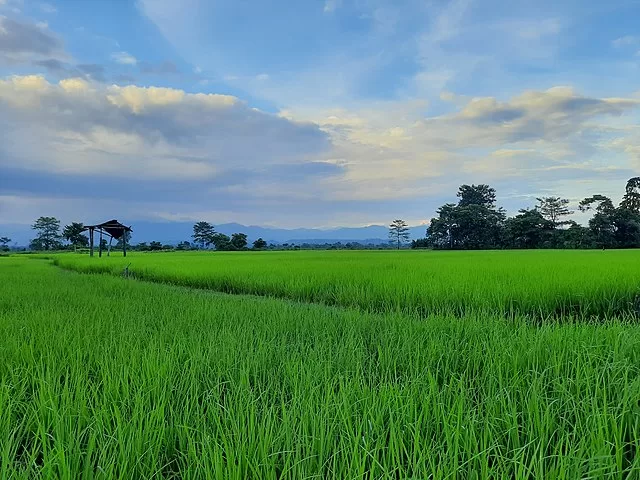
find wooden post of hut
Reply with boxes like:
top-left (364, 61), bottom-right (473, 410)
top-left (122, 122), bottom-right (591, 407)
top-left (99, 229), bottom-right (103, 257)
top-left (89, 227), bottom-right (95, 257)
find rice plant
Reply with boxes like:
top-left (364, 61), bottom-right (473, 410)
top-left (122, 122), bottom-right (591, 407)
top-left (52, 249), bottom-right (640, 320)
top-left (1, 256), bottom-right (639, 478)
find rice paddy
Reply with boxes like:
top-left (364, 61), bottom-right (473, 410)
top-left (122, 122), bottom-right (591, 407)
top-left (2, 251), bottom-right (640, 478)
top-left (52, 249), bottom-right (640, 320)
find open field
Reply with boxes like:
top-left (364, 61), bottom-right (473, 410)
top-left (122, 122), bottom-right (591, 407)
top-left (51, 249), bottom-right (640, 320)
top-left (1, 254), bottom-right (640, 478)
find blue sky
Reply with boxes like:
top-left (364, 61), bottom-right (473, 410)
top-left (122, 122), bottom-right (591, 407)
top-left (1, 0), bottom-right (640, 230)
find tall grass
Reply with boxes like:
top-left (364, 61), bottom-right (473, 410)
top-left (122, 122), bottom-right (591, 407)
top-left (52, 249), bottom-right (640, 320)
top-left (1, 257), bottom-right (639, 478)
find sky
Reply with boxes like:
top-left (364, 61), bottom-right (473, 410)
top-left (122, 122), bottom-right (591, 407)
top-left (1, 0), bottom-right (640, 230)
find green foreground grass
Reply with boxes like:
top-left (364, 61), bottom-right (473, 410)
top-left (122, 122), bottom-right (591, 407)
top-left (1, 257), bottom-right (640, 478)
top-left (52, 249), bottom-right (640, 320)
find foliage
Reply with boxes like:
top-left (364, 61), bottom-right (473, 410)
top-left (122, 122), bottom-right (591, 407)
top-left (0, 236), bottom-right (10, 252)
top-left (620, 176), bottom-right (640, 213)
top-left (252, 237), bottom-right (268, 250)
top-left (536, 196), bottom-right (573, 228)
top-left (579, 193), bottom-right (640, 248)
top-left (388, 219), bottom-right (410, 249)
top-left (231, 233), bottom-right (248, 250)
top-left (176, 241), bottom-right (192, 251)
top-left (410, 238), bottom-right (429, 249)
top-left (504, 209), bottom-right (553, 248)
top-left (211, 233), bottom-right (232, 251)
top-left (31, 216), bottom-right (62, 250)
top-left (62, 222), bottom-right (88, 250)
top-left (428, 178), bottom-right (640, 250)
top-left (149, 241), bottom-right (163, 251)
top-left (428, 185), bottom-right (505, 249)
top-left (192, 221), bottom-right (216, 249)
top-left (456, 184), bottom-right (496, 208)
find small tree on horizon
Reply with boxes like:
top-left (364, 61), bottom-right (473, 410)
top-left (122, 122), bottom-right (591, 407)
top-left (0, 236), bottom-right (10, 251)
top-left (192, 222), bottom-right (216, 249)
top-left (211, 233), bottom-right (232, 251)
top-left (62, 222), bottom-right (88, 251)
top-left (230, 233), bottom-right (248, 250)
top-left (253, 237), bottom-right (267, 250)
top-left (536, 197), bottom-right (574, 229)
top-left (389, 219), bottom-right (410, 250)
top-left (31, 216), bottom-right (62, 251)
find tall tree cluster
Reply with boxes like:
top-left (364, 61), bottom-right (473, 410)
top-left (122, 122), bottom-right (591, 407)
top-left (423, 178), bottom-right (640, 250)
top-left (427, 184), bottom-right (506, 249)
top-left (191, 222), bottom-right (250, 251)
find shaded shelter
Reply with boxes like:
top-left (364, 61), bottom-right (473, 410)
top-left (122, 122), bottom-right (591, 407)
top-left (83, 220), bottom-right (133, 257)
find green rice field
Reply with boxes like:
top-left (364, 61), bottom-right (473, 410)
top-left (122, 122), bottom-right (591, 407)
top-left (2, 251), bottom-right (640, 478)
top-left (53, 249), bottom-right (640, 320)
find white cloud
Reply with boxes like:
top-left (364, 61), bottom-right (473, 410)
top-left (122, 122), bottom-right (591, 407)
top-left (40, 2), bottom-right (56, 13)
top-left (612, 35), bottom-right (639, 48)
top-left (0, 76), bottom-right (330, 185)
top-left (323, 0), bottom-right (340, 13)
top-left (281, 85), bottom-right (640, 207)
top-left (111, 51), bottom-right (137, 65)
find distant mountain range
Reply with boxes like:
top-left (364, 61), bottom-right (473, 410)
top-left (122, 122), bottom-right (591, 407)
top-left (2, 221), bottom-right (428, 247)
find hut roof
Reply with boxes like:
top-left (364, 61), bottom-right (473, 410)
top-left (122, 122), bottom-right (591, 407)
top-left (84, 219), bottom-right (133, 240)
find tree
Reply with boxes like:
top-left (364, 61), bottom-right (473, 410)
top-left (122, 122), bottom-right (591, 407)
top-left (457, 184), bottom-right (497, 208)
top-left (536, 197), bottom-right (573, 228)
top-left (411, 238), bottom-right (429, 249)
top-left (149, 241), bottom-right (163, 251)
top-left (176, 241), bottom-right (192, 250)
top-left (62, 222), bottom-right (88, 251)
top-left (253, 237), bottom-right (268, 250)
top-left (230, 233), bottom-right (248, 250)
top-left (211, 233), bottom-right (232, 251)
top-left (620, 177), bottom-right (640, 213)
top-left (427, 203), bottom-right (457, 249)
top-left (428, 185), bottom-right (506, 250)
top-left (504, 209), bottom-right (554, 249)
top-left (578, 195), bottom-right (615, 215)
top-left (99, 238), bottom-right (108, 252)
top-left (449, 204), bottom-right (506, 249)
top-left (192, 222), bottom-right (216, 249)
top-left (31, 216), bottom-right (62, 250)
top-left (611, 208), bottom-right (640, 248)
top-left (578, 195), bottom-right (617, 248)
top-left (0, 236), bottom-right (10, 252)
top-left (558, 222), bottom-right (591, 249)
top-left (388, 219), bottom-right (410, 250)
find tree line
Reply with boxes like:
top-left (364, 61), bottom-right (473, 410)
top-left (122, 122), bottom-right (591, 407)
top-left (191, 222), bottom-right (262, 250)
top-left (5, 218), bottom-right (266, 252)
top-left (406, 177), bottom-right (640, 250)
top-left (7, 176), bottom-right (640, 252)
